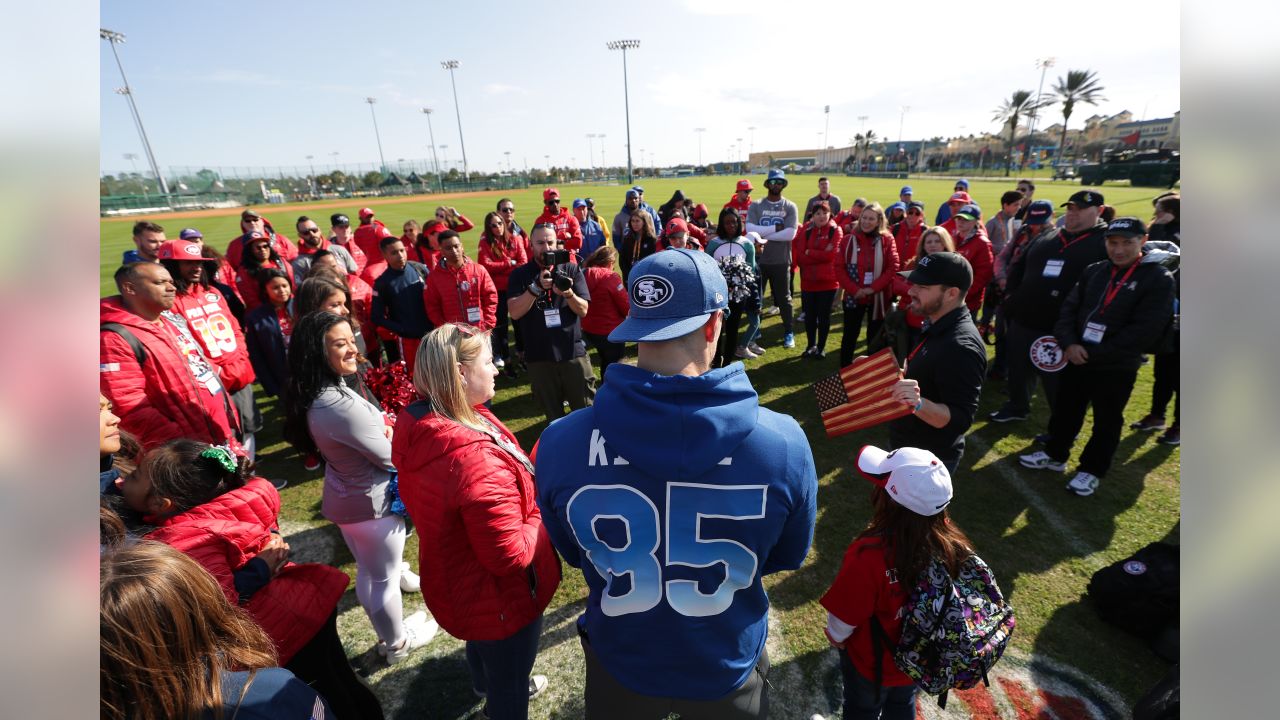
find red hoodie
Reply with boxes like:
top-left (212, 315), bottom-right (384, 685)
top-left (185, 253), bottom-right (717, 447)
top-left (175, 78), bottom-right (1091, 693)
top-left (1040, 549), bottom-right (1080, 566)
top-left (534, 207), bottom-right (584, 250)
top-left (423, 259), bottom-right (498, 329)
top-left (170, 284), bottom-right (255, 394)
top-left (723, 195), bottom-right (752, 223)
top-left (353, 219), bottom-right (393, 261)
top-left (792, 221), bottom-right (842, 291)
top-left (953, 227), bottom-right (995, 313)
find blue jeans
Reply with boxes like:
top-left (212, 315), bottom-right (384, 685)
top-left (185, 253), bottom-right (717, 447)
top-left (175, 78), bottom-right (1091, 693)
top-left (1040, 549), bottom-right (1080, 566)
top-left (466, 614), bottom-right (544, 720)
top-left (840, 651), bottom-right (917, 720)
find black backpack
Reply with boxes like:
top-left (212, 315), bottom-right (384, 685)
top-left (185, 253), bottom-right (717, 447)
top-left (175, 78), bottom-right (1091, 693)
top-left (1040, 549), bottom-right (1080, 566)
top-left (1087, 542), bottom-right (1178, 642)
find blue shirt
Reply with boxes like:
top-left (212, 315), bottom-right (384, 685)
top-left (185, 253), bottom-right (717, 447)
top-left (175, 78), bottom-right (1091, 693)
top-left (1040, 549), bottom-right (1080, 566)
top-left (580, 218), bottom-right (607, 259)
top-left (208, 668), bottom-right (330, 719)
top-left (536, 363), bottom-right (817, 700)
top-left (371, 262), bottom-right (432, 339)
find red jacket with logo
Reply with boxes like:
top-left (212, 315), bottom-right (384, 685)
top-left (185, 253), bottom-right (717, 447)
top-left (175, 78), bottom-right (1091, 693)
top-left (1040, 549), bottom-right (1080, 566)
top-left (534, 208), bottom-right (584, 250)
top-left (423, 259), bottom-right (498, 330)
top-left (146, 478), bottom-right (349, 664)
top-left (100, 297), bottom-right (238, 450)
top-left (391, 403), bottom-right (561, 641)
top-left (333, 237), bottom-right (368, 274)
top-left (836, 230), bottom-right (900, 315)
top-left (581, 266), bottom-right (629, 336)
top-left (893, 222), bottom-right (926, 264)
top-left (477, 235), bottom-right (529, 292)
top-left (954, 228), bottom-right (995, 313)
top-left (723, 195), bottom-right (752, 223)
top-left (792, 221), bottom-right (843, 291)
top-left (170, 285), bottom-right (256, 393)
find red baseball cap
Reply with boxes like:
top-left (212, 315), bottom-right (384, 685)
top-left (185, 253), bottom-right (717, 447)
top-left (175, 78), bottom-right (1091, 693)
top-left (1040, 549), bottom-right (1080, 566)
top-left (158, 239), bottom-right (205, 261)
top-left (948, 191), bottom-right (972, 205)
top-left (543, 187), bottom-right (561, 201)
top-left (693, 203), bottom-right (709, 219)
top-left (358, 207), bottom-right (375, 220)
top-left (665, 217), bottom-right (689, 236)
top-left (736, 179), bottom-right (753, 192)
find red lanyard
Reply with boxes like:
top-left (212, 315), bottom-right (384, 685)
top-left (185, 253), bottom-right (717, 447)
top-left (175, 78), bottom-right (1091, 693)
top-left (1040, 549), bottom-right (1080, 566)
top-left (1099, 263), bottom-right (1138, 316)
top-left (906, 337), bottom-right (928, 366)
top-left (1058, 229), bottom-right (1090, 254)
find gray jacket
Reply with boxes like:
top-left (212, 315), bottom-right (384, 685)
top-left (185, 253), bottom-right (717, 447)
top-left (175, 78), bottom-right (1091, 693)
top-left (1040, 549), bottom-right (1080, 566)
top-left (308, 383), bottom-right (395, 524)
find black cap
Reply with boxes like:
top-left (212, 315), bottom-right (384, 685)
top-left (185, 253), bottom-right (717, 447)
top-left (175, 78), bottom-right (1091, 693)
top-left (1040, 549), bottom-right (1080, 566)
top-left (1061, 190), bottom-right (1105, 209)
top-left (1105, 216), bottom-right (1148, 237)
top-left (904, 251), bottom-right (973, 293)
top-left (907, 200), bottom-right (925, 212)
top-left (330, 213), bottom-right (350, 227)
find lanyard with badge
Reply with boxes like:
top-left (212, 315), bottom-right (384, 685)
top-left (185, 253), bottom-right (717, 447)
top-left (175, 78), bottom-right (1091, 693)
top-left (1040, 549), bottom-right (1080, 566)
top-left (453, 265), bottom-right (483, 325)
top-left (1082, 262), bottom-right (1138, 343)
top-left (1044, 229), bottom-right (1090, 278)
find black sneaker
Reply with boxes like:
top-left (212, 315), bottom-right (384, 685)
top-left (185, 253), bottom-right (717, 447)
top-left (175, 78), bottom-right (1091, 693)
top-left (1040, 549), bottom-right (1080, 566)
top-left (989, 408), bottom-right (1028, 423)
top-left (1129, 414), bottom-right (1166, 431)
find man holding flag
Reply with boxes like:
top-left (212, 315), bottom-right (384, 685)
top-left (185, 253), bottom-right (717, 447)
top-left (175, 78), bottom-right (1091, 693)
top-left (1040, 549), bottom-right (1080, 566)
top-left (887, 252), bottom-right (987, 473)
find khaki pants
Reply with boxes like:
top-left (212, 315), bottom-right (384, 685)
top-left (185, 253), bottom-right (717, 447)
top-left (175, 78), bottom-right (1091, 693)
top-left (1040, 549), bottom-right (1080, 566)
top-left (527, 356), bottom-right (595, 420)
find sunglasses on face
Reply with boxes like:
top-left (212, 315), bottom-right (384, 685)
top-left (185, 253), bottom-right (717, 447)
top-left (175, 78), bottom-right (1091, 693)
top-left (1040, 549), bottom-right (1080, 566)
top-left (300, 227), bottom-right (320, 234)
top-left (500, 207), bottom-right (514, 213)
top-left (907, 210), bottom-right (923, 216)
top-left (488, 222), bottom-right (503, 228)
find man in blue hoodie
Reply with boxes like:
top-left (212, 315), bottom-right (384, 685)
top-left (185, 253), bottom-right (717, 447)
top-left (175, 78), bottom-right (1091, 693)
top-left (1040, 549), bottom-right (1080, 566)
top-left (536, 249), bottom-right (818, 719)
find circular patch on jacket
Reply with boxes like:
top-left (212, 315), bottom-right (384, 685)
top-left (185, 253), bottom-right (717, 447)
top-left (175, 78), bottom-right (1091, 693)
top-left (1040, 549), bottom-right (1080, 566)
top-left (631, 275), bottom-right (674, 308)
top-left (1030, 335), bottom-right (1067, 372)
top-left (205, 293), bottom-right (221, 303)
top-left (1123, 560), bottom-right (1147, 575)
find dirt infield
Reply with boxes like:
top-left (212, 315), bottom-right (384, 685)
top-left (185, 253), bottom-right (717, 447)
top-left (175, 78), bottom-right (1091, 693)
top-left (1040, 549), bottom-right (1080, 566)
top-left (100, 188), bottom-right (520, 223)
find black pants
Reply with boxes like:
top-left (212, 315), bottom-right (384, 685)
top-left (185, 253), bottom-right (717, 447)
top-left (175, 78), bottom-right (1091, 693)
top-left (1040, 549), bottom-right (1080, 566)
top-left (284, 610), bottom-right (385, 720)
top-left (759, 264), bottom-right (793, 333)
top-left (493, 289), bottom-right (511, 361)
top-left (802, 290), bottom-right (836, 351)
top-left (1045, 363), bottom-right (1139, 478)
top-left (1003, 320), bottom-right (1061, 416)
top-left (527, 356), bottom-right (595, 420)
top-left (583, 332), bottom-right (626, 382)
top-left (1150, 350), bottom-right (1180, 425)
top-left (716, 300), bottom-right (745, 368)
top-left (840, 302), bottom-right (883, 367)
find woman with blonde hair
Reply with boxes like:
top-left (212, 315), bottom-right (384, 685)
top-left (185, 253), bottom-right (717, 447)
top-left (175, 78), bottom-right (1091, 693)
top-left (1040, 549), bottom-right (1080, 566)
top-left (392, 323), bottom-right (561, 719)
top-left (101, 538), bottom-right (334, 720)
top-left (434, 205), bottom-right (476, 233)
top-left (836, 202), bottom-right (900, 366)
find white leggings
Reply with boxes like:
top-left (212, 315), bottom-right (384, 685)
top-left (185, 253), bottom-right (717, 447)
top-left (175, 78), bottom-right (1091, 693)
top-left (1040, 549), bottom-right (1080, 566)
top-left (336, 514), bottom-right (407, 647)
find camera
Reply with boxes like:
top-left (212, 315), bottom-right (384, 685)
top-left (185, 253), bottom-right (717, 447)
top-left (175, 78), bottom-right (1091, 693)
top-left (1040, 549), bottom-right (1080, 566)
top-left (536, 250), bottom-right (575, 298)
top-left (540, 250), bottom-right (571, 267)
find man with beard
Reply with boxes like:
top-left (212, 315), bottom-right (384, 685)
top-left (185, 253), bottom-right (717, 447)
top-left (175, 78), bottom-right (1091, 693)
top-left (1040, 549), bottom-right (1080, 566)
top-left (886, 252), bottom-right (986, 474)
top-left (224, 209), bottom-right (297, 269)
top-left (292, 215), bottom-right (358, 281)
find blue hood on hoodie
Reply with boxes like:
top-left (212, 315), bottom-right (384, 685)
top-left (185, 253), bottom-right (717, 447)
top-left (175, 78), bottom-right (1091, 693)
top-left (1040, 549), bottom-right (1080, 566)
top-left (595, 362), bottom-right (758, 479)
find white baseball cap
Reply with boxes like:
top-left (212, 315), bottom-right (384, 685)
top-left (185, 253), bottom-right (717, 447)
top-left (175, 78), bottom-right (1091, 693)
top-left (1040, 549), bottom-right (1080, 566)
top-left (856, 445), bottom-right (953, 517)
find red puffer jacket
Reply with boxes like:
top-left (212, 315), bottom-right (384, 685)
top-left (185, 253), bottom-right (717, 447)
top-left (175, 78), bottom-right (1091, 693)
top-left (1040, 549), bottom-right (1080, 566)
top-left (170, 285), bottom-right (256, 393)
top-left (477, 235), bottom-right (529, 292)
top-left (100, 297), bottom-right (238, 450)
top-left (353, 220), bottom-right (393, 261)
top-left (954, 228), bottom-right (995, 313)
top-left (423, 259), bottom-right (498, 330)
top-left (225, 227), bottom-right (298, 269)
top-left (146, 478), bottom-right (349, 664)
top-left (792, 221), bottom-right (842, 291)
top-left (581, 266), bottom-right (629, 336)
top-left (894, 222), bottom-right (925, 264)
top-left (836, 230), bottom-right (900, 317)
top-left (392, 402), bottom-right (560, 641)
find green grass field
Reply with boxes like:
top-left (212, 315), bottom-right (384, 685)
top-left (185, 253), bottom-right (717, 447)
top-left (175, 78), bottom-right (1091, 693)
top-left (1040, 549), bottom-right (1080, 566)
top-left (100, 175), bottom-right (1178, 718)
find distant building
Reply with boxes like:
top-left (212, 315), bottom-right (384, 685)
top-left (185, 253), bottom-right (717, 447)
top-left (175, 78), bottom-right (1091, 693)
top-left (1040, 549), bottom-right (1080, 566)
top-left (1109, 111), bottom-right (1180, 149)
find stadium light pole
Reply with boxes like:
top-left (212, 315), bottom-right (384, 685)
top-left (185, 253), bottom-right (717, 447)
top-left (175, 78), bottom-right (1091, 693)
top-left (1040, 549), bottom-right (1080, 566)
top-left (101, 28), bottom-right (169, 195)
top-left (440, 144), bottom-right (450, 174)
top-left (898, 105), bottom-right (911, 168)
top-left (421, 108), bottom-right (443, 191)
top-left (737, 138), bottom-right (744, 172)
top-left (440, 60), bottom-right (470, 181)
top-left (606, 40), bottom-right (640, 184)
top-left (1024, 57), bottom-right (1056, 170)
top-left (504, 150), bottom-right (512, 174)
top-left (306, 154), bottom-right (317, 195)
top-left (364, 98), bottom-right (387, 172)
top-left (586, 134), bottom-right (596, 177)
top-left (694, 127), bottom-right (706, 167)
top-left (598, 134), bottom-right (607, 175)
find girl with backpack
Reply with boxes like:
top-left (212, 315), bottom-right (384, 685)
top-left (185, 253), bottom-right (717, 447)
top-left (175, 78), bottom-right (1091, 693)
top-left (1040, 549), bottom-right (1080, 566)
top-left (820, 445), bottom-right (1008, 719)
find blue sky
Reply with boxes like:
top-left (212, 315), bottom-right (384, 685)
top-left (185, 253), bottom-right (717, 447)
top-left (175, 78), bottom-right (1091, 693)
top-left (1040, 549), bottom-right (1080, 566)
top-left (100, 0), bottom-right (1179, 177)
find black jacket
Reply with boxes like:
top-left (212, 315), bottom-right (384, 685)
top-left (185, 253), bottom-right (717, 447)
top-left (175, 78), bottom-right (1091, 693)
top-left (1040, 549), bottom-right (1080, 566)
top-left (1054, 256), bottom-right (1175, 371)
top-left (1004, 221), bottom-right (1108, 331)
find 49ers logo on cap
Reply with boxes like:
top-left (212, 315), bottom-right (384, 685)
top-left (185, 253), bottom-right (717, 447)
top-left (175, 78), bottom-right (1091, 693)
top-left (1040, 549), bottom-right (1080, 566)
top-left (631, 275), bottom-right (673, 308)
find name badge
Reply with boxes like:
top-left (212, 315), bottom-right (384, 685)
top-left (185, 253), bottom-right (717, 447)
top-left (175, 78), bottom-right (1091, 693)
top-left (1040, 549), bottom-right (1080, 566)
top-left (466, 306), bottom-right (482, 324)
top-left (543, 308), bottom-right (562, 328)
top-left (1043, 259), bottom-right (1065, 278)
top-left (197, 368), bottom-right (222, 395)
top-left (1082, 321), bottom-right (1106, 343)
top-left (863, 272), bottom-right (874, 285)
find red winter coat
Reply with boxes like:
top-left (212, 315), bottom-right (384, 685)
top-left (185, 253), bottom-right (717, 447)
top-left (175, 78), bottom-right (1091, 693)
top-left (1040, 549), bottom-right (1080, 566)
top-left (792, 221), bottom-right (842, 292)
top-left (347, 273), bottom-right (375, 332)
top-left (534, 207), bottom-right (584, 250)
top-left (353, 220), bottom-right (393, 261)
top-left (723, 195), bottom-right (752, 223)
top-left (836, 230), bottom-right (900, 319)
top-left (893, 221), bottom-right (926, 264)
top-left (236, 260), bottom-right (295, 314)
top-left (423, 259), bottom-right (498, 330)
top-left (170, 285), bottom-right (256, 393)
top-left (146, 478), bottom-right (349, 664)
top-left (954, 228), bottom-right (995, 313)
top-left (225, 227), bottom-right (298, 269)
top-left (581, 266), bottom-right (629, 336)
top-left (392, 404), bottom-right (560, 641)
top-left (100, 298), bottom-right (238, 450)
top-left (477, 235), bottom-right (529, 292)
top-left (890, 270), bottom-right (925, 330)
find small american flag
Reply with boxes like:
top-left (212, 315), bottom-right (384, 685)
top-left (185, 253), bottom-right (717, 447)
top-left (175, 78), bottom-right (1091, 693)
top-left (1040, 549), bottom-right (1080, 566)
top-left (814, 348), bottom-right (911, 438)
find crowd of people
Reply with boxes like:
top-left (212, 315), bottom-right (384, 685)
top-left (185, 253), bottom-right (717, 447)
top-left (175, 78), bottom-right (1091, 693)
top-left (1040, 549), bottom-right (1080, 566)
top-left (100, 173), bottom-right (1178, 719)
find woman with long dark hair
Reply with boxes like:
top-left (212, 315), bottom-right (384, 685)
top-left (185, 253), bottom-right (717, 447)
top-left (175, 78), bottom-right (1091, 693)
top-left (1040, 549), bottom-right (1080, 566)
top-left (392, 324), bottom-right (560, 720)
top-left (293, 275), bottom-right (368, 356)
top-left (619, 209), bottom-right (660, 281)
top-left (478, 210), bottom-right (529, 373)
top-left (101, 538), bottom-right (334, 720)
top-left (282, 312), bottom-right (436, 668)
top-left (707, 207), bottom-right (762, 365)
top-left (793, 200), bottom-right (843, 359)
top-left (821, 445), bottom-right (976, 720)
top-left (244, 269), bottom-right (294, 398)
top-left (236, 234), bottom-right (295, 313)
top-left (657, 188), bottom-right (688, 228)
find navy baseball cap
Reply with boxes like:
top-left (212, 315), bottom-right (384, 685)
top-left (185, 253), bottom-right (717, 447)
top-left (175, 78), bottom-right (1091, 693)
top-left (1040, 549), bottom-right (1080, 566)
top-left (904, 251), bottom-right (973, 294)
top-left (899, 185), bottom-right (913, 195)
top-left (955, 178), bottom-right (970, 189)
top-left (907, 201), bottom-right (926, 212)
top-left (330, 213), bottom-right (350, 226)
top-left (609, 249), bottom-right (728, 343)
top-left (1105, 217), bottom-right (1148, 237)
top-left (178, 227), bottom-right (203, 240)
top-left (631, 185), bottom-right (645, 194)
top-left (1025, 200), bottom-right (1053, 225)
top-left (572, 198), bottom-right (588, 209)
top-left (954, 203), bottom-right (982, 221)
top-left (888, 201), bottom-right (906, 213)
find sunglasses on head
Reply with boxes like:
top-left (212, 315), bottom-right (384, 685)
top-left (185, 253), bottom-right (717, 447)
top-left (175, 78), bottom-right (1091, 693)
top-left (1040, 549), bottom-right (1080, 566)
top-left (450, 322), bottom-right (480, 337)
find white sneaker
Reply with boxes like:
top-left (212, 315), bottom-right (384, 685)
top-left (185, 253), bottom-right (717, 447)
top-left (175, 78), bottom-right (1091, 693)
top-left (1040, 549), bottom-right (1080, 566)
top-left (383, 612), bottom-right (438, 664)
top-left (762, 305), bottom-right (781, 317)
top-left (400, 562), bottom-right (421, 593)
top-left (528, 675), bottom-right (549, 700)
top-left (747, 342), bottom-right (767, 355)
top-left (1018, 451), bottom-right (1067, 472)
top-left (1066, 471), bottom-right (1101, 496)
top-left (735, 346), bottom-right (760, 359)
top-left (377, 610), bottom-right (428, 656)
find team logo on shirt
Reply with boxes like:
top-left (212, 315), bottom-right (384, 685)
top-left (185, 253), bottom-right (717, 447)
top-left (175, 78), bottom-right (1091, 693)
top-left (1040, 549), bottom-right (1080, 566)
top-left (1029, 336), bottom-right (1067, 372)
top-left (631, 275), bottom-right (673, 308)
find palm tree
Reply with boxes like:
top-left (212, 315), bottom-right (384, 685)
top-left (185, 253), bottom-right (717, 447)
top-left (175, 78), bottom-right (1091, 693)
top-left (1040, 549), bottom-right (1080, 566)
top-left (1051, 69), bottom-right (1105, 162)
top-left (992, 90), bottom-right (1042, 176)
top-left (863, 130), bottom-right (878, 166)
